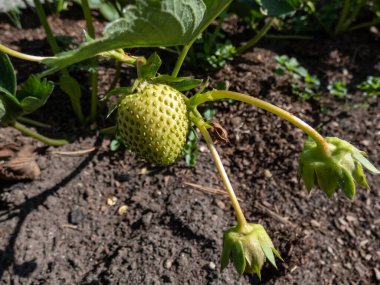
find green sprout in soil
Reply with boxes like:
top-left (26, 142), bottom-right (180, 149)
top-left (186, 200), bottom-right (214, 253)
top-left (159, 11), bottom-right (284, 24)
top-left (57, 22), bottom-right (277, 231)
top-left (275, 55), bottom-right (321, 100)
top-left (328, 80), bottom-right (348, 98)
top-left (357, 76), bottom-right (380, 97)
top-left (1, 0), bottom-right (379, 279)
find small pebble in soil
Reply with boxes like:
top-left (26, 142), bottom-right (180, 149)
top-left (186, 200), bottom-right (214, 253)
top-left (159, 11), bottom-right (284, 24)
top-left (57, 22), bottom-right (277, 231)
top-left (164, 259), bottom-right (173, 269)
top-left (142, 212), bottom-right (153, 227)
top-left (264, 169), bottom-right (272, 178)
top-left (216, 200), bottom-right (225, 209)
top-left (117, 205), bottom-right (128, 215)
top-left (208, 262), bottom-right (216, 270)
top-left (68, 209), bottom-right (85, 225)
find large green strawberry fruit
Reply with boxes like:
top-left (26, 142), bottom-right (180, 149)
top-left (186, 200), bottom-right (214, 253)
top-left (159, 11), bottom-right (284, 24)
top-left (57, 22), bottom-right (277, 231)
top-left (117, 82), bottom-right (189, 165)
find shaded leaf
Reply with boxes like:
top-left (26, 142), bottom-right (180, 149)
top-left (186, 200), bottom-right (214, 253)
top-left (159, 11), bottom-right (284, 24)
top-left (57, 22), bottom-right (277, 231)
top-left (0, 86), bottom-right (22, 124)
top-left (315, 164), bottom-right (338, 198)
top-left (261, 0), bottom-right (301, 17)
top-left (151, 75), bottom-right (203, 91)
top-left (137, 52), bottom-right (162, 79)
top-left (301, 162), bottom-right (315, 192)
top-left (221, 234), bottom-right (233, 270)
top-left (59, 73), bottom-right (82, 100)
top-left (340, 167), bottom-right (356, 199)
top-left (0, 52), bottom-right (16, 95)
top-left (231, 240), bottom-right (246, 275)
top-left (16, 75), bottom-right (54, 114)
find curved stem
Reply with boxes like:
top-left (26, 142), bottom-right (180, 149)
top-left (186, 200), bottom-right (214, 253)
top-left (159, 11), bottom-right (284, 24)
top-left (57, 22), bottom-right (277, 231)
top-left (0, 44), bottom-right (53, 62)
top-left (236, 18), bottom-right (275, 55)
top-left (18, 116), bottom-right (51, 128)
top-left (191, 114), bottom-right (248, 230)
top-left (190, 90), bottom-right (330, 154)
top-left (13, 121), bottom-right (68, 146)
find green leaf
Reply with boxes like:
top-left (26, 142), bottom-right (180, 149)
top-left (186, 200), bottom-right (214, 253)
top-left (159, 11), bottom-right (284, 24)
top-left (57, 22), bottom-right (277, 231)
top-left (137, 52), bottom-right (162, 79)
top-left (261, 244), bottom-right (277, 268)
top-left (0, 99), bottom-right (5, 120)
top-left (42, 0), bottom-right (233, 72)
top-left (340, 167), bottom-right (356, 199)
top-left (353, 152), bottom-right (380, 174)
top-left (151, 75), bottom-right (203, 91)
top-left (16, 75), bottom-right (54, 114)
top-left (352, 162), bottom-right (369, 189)
top-left (272, 247), bottom-right (283, 262)
top-left (103, 87), bottom-right (134, 103)
top-left (0, 86), bottom-right (22, 124)
top-left (261, 0), bottom-right (301, 17)
top-left (300, 162), bottom-right (316, 192)
top-left (314, 164), bottom-right (338, 198)
top-left (221, 234), bottom-right (233, 270)
top-left (0, 52), bottom-right (16, 95)
top-left (232, 240), bottom-right (246, 275)
top-left (59, 73), bottom-right (82, 100)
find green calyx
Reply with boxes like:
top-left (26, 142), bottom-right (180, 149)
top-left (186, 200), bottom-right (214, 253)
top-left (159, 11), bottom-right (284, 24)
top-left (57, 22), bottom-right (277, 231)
top-left (299, 137), bottom-right (380, 199)
top-left (221, 223), bottom-right (282, 278)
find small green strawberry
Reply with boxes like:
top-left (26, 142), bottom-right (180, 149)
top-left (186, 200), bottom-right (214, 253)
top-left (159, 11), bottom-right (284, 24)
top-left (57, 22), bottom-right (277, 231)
top-left (117, 82), bottom-right (189, 165)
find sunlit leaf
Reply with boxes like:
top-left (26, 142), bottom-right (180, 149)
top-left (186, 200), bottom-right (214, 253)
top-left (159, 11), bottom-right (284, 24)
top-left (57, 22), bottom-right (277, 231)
top-left (42, 0), bottom-right (232, 72)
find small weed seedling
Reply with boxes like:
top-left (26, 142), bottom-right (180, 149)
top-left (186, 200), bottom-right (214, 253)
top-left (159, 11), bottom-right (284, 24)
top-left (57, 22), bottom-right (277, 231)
top-left (357, 76), bottom-right (380, 97)
top-left (276, 55), bottom-right (321, 100)
top-left (1, 0), bottom-right (379, 279)
top-left (328, 80), bottom-right (348, 98)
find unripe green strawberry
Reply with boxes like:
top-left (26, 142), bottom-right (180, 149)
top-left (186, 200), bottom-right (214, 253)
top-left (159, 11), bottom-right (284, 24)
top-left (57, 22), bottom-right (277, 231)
top-left (117, 82), bottom-right (189, 165)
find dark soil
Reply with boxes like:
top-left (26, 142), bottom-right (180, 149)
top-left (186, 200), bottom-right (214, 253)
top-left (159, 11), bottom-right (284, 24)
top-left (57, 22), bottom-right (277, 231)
top-left (1, 7), bottom-right (380, 285)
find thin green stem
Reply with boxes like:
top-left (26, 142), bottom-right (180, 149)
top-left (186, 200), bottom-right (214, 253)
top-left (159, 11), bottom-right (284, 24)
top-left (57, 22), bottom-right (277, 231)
top-left (236, 18), bottom-right (275, 55)
top-left (18, 116), bottom-right (51, 128)
top-left (107, 61), bottom-right (121, 94)
top-left (13, 121), bottom-right (68, 146)
top-left (0, 43), bottom-right (53, 62)
top-left (34, 0), bottom-right (85, 123)
top-left (190, 90), bottom-right (330, 154)
top-left (33, 0), bottom-right (60, 54)
top-left (348, 18), bottom-right (380, 32)
top-left (342, 0), bottom-right (365, 31)
top-left (334, 0), bottom-right (350, 35)
top-left (191, 114), bottom-right (248, 230)
top-left (204, 20), bottom-right (223, 55)
top-left (171, 0), bottom-right (233, 77)
top-left (81, 0), bottom-right (98, 122)
top-left (100, 125), bottom-right (116, 135)
top-left (81, 0), bottom-right (95, 37)
top-left (171, 42), bottom-right (193, 78)
top-left (264, 34), bottom-right (313, 40)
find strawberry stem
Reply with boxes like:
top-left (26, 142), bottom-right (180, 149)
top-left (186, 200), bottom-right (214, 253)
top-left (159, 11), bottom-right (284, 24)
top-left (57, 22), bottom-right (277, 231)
top-left (0, 43), bottom-right (53, 62)
top-left (81, 0), bottom-right (98, 122)
top-left (191, 113), bottom-right (248, 231)
top-left (12, 121), bottom-right (68, 146)
top-left (190, 90), bottom-right (330, 154)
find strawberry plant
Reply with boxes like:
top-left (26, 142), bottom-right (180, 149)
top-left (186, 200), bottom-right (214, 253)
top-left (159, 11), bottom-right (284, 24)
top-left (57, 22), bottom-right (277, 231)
top-left (1, 0), bottom-right (379, 279)
top-left (0, 52), bottom-right (67, 146)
